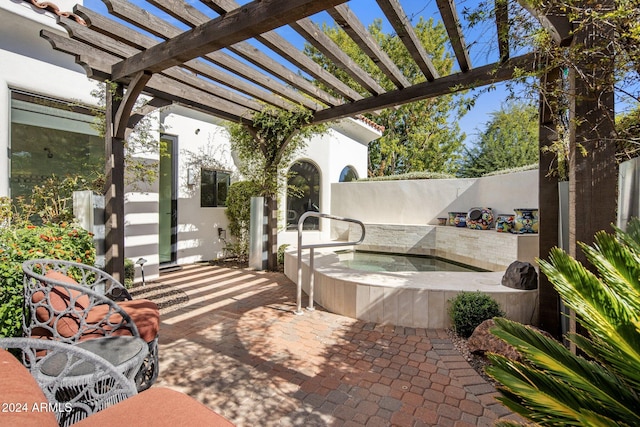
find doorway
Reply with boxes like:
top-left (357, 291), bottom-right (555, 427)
top-left (159, 135), bottom-right (178, 265)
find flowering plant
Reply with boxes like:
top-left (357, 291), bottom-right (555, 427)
top-left (0, 223), bottom-right (95, 337)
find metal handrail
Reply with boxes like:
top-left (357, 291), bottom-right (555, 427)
top-left (295, 212), bottom-right (365, 315)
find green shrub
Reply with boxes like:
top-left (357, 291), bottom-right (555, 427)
top-left (277, 244), bottom-right (290, 265)
top-left (0, 223), bottom-right (96, 338)
top-left (124, 258), bottom-right (135, 289)
top-left (448, 291), bottom-right (504, 338)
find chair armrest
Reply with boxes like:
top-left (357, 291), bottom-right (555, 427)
top-left (0, 338), bottom-right (138, 426)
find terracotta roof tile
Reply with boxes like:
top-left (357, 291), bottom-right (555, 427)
top-left (28, 0), bottom-right (86, 26)
top-left (355, 114), bottom-right (385, 133)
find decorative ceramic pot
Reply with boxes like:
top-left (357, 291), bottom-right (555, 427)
top-left (448, 212), bottom-right (467, 227)
top-left (495, 213), bottom-right (515, 233)
top-left (513, 208), bottom-right (539, 234)
top-left (466, 207), bottom-right (494, 230)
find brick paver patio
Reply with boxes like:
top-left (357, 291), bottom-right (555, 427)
top-left (150, 264), bottom-right (522, 426)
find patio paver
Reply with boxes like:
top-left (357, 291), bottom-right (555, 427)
top-left (153, 264), bottom-right (522, 426)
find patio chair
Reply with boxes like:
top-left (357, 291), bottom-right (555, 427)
top-left (0, 338), bottom-right (235, 427)
top-left (0, 337), bottom-right (141, 427)
top-left (22, 259), bottom-right (160, 391)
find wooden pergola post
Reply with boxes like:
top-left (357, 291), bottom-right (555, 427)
top-left (537, 67), bottom-right (562, 338)
top-left (568, 2), bottom-right (616, 263)
top-left (567, 0), bottom-right (616, 343)
top-left (104, 83), bottom-right (126, 282)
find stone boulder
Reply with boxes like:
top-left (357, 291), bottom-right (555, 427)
top-left (501, 261), bottom-right (538, 290)
top-left (467, 319), bottom-right (522, 361)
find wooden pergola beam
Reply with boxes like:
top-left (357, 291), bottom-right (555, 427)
top-left (41, 30), bottom-right (252, 124)
top-left (312, 53), bottom-right (537, 123)
top-left (97, 2), bottom-right (316, 111)
top-left (147, 0), bottom-right (341, 108)
top-left (203, 0), bottom-right (364, 102)
top-left (495, 0), bottom-right (510, 61)
top-left (328, 4), bottom-right (411, 89)
top-left (290, 18), bottom-right (387, 96)
top-left (435, 0), bottom-right (471, 72)
top-left (111, 0), bottom-right (349, 80)
top-left (516, 0), bottom-right (573, 46)
top-left (376, 0), bottom-right (440, 81)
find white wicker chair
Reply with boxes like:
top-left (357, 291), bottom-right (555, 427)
top-left (22, 259), bottom-right (159, 391)
top-left (0, 337), bottom-right (143, 427)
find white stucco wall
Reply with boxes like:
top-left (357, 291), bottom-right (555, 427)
top-left (161, 106), bottom-right (236, 265)
top-left (277, 118), bottom-right (378, 247)
top-left (330, 169), bottom-right (539, 226)
top-left (0, 1), bottom-right (98, 197)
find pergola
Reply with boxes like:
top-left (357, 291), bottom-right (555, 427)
top-left (37, 0), bottom-right (616, 337)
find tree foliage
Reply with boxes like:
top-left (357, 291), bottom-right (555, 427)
top-left (228, 105), bottom-right (324, 197)
top-left (305, 19), bottom-right (468, 176)
top-left (459, 102), bottom-right (539, 177)
top-left (616, 104), bottom-right (640, 161)
top-left (227, 105), bottom-right (326, 269)
top-left (463, 1), bottom-right (639, 162)
top-left (487, 219), bottom-right (640, 426)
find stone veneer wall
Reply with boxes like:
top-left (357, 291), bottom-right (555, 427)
top-left (349, 223), bottom-right (539, 271)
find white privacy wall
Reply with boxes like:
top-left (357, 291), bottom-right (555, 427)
top-left (330, 169), bottom-right (539, 226)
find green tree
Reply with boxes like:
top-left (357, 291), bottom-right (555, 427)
top-left (228, 105), bottom-right (326, 270)
top-left (487, 219), bottom-right (640, 426)
top-left (305, 19), bottom-right (467, 176)
top-left (616, 104), bottom-right (640, 161)
top-left (464, 1), bottom-right (639, 154)
top-left (458, 102), bottom-right (539, 177)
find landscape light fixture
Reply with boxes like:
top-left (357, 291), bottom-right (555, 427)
top-left (136, 257), bottom-right (148, 286)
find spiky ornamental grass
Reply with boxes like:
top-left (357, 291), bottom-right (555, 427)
top-left (486, 219), bottom-right (640, 427)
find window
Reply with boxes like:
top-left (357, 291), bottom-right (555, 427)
top-left (10, 91), bottom-right (103, 199)
top-left (201, 169), bottom-right (230, 207)
top-left (287, 160), bottom-right (320, 230)
top-left (339, 165), bottom-right (359, 182)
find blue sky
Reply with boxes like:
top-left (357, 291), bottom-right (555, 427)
top-left (83, 0), bottom-right (515, 146)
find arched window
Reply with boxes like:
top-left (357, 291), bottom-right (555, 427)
top-left (339, 165), bottom-right (359, 182)
top-left (287, 160), bottom-right (320, 230)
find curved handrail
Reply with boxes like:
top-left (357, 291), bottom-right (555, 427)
top-left (296, 212), bottom-right (365, 314)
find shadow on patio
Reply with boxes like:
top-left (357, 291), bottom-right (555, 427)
top-left (144, 264), bottom-right (523, 426)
